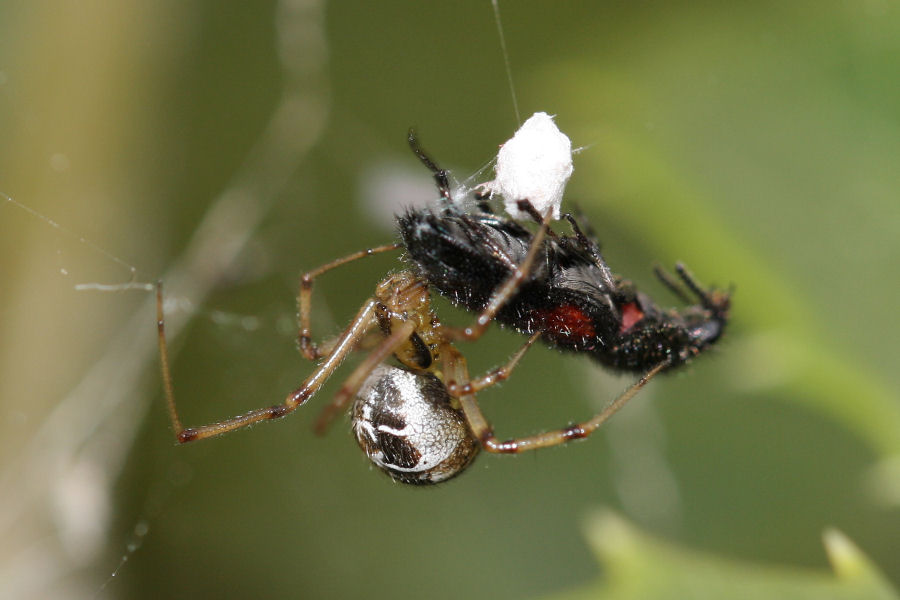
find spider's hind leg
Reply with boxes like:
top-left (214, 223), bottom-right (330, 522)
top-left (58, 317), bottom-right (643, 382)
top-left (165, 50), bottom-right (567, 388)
top-left (448, 202), bottom-right (555, 342)
top-left (157, 278), bottom-right (381, 443)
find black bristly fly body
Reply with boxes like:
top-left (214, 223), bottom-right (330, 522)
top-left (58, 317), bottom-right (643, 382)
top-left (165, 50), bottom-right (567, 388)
top-left (399, 132), bottom-right (731, 379)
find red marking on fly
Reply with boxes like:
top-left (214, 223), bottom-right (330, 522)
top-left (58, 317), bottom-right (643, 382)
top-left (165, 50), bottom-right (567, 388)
top-left (535, 304), bottom-right (596, 338)
top-left (618, 302), bottom-right (644, 334)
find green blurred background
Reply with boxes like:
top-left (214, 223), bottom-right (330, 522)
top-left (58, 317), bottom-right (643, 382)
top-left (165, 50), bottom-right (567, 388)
top-left (1, 1), bottom-right (898, 599)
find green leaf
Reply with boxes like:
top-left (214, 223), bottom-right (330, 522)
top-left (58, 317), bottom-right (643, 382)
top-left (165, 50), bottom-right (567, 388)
top-left (549, 510), bottom-right (898, 600)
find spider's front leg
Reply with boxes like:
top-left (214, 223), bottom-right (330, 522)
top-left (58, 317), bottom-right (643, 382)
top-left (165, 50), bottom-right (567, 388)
top-left (157, 280), bottom-right (381, 443)
top-left (312, 318), bottom-right (418, 435)
top-left (447, 201), bottom-right (553, 343)
top-left (297, 244), bottom-right (400, 361)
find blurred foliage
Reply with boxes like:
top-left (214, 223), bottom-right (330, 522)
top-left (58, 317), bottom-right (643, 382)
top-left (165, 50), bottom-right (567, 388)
top-left (554, 511), bottom-right (898, 600)
top-left (0, 1), bottom-right (898, 599)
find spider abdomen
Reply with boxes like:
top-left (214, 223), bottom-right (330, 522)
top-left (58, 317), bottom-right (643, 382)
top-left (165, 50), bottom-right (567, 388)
top-left (352, 365), bottom-right (479, 485)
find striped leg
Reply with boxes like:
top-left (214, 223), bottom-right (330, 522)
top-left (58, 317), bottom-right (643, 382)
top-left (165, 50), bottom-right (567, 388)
top-left (442, 343), bottom-right (666, 454)
top-left (158, 280), bottom-right (380, 443)
top-left (298, 244), bottom-right (400, 361)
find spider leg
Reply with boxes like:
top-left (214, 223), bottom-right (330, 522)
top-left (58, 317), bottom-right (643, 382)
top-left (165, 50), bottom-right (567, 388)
top-left (449, 201), bottom-right (553, 342)
top-left (452, 356), bottom-right (667, 454)
top-left (298, 243), bottom-right (401, 361)
top-left (445, 333), bottom-right (540, 396)
top-left (158, 280), bottom-right (380, 443)
top-left (517, 201), bottom-right (561, 240)
top-left (313, 319), bottom-right (417, 434)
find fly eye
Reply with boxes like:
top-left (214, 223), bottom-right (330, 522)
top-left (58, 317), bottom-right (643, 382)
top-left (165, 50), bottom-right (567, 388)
top-left (689, 319), bottom-right (723, 346)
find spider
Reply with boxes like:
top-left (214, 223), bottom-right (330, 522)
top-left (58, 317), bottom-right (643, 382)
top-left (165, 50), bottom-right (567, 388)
top-left (156, 248), bottom-right (660, 484)
top-left (155, 132), bottom-right (728, 484)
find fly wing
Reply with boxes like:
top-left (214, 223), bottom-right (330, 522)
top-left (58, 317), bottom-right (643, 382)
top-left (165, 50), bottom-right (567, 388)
top-left (398, 209), bottom-right (533, 311)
